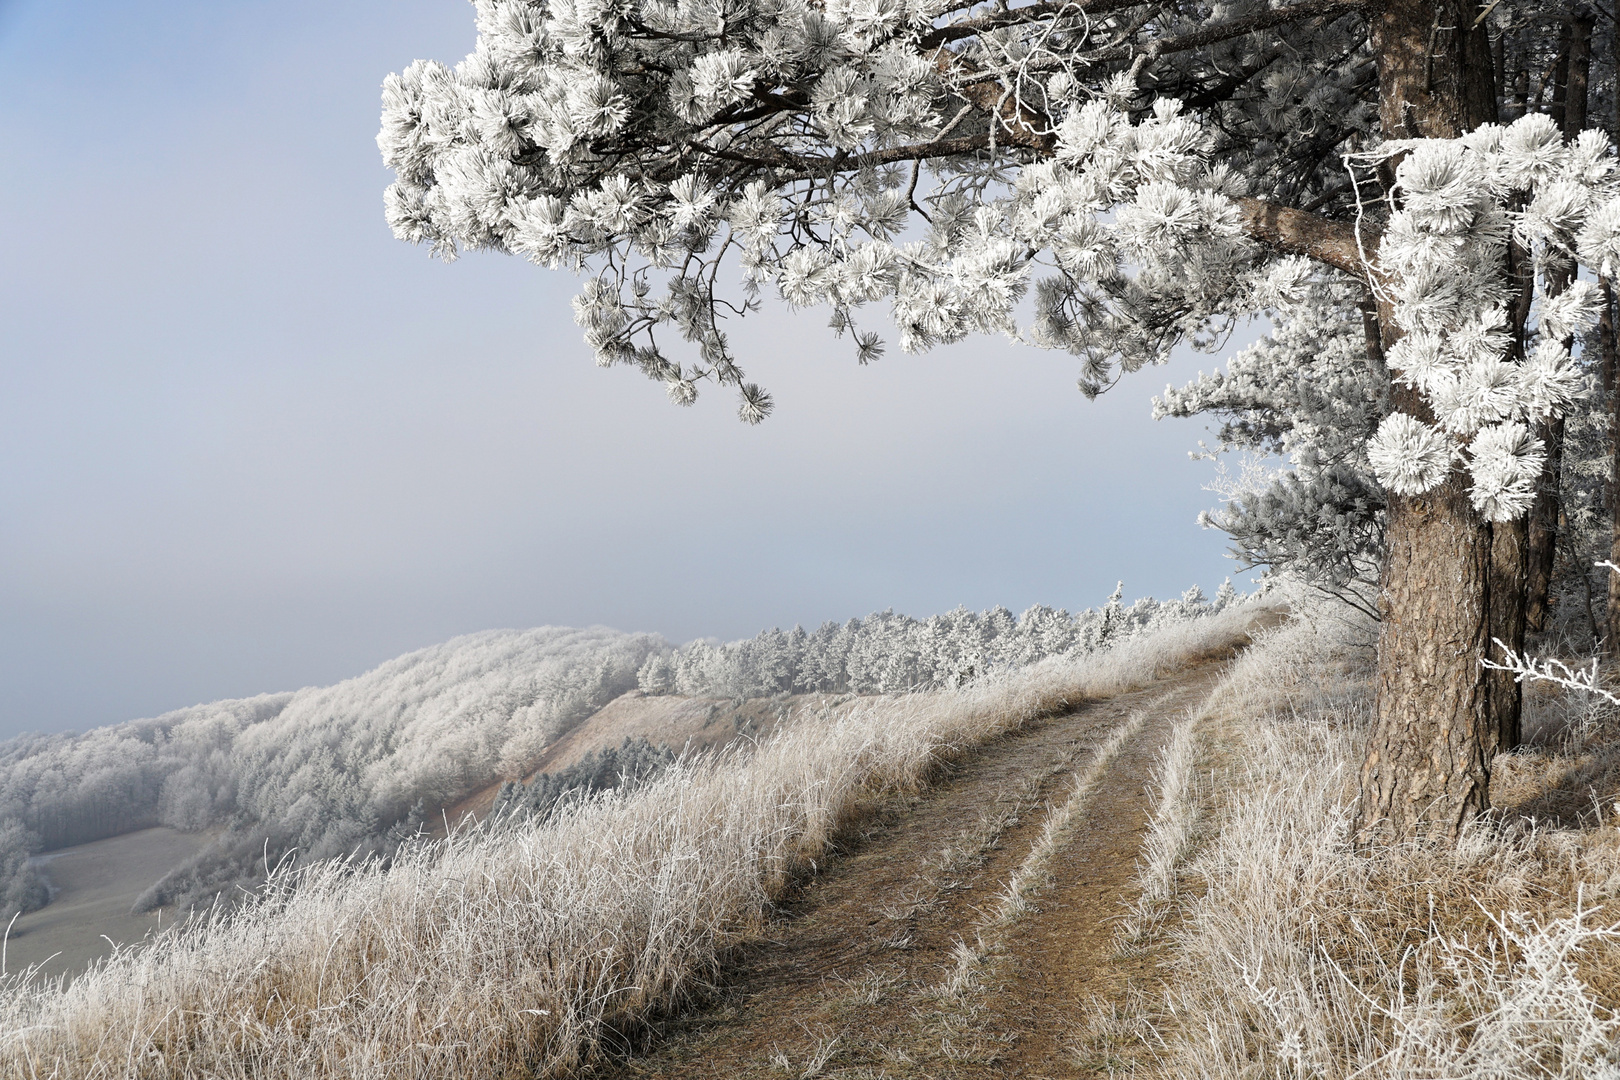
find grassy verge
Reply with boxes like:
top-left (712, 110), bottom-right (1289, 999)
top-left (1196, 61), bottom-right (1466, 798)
top-left (1123, 609), bottom-right (1620, 1078)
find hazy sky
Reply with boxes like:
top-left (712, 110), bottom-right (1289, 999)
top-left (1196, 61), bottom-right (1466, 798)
top-left (0, 0), bottom-right (1255, 740)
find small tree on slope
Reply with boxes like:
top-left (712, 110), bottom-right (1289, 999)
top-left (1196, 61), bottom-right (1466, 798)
top-left (377, 0), bottom-right (1619, 843)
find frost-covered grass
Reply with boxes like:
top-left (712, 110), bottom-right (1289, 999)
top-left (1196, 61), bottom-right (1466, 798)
top-left (1118, 710), bottom-right (1202, 944)
top-left (0, 605), bottom-right (1262, 1079)
top-left (1148, 611), bottom-right (1620, 1079)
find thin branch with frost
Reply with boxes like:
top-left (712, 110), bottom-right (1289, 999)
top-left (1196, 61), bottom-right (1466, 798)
top-left (1482, 561), bottom-right (1620, 705)
top-left (1483, 642), bottom-right (1620, 707)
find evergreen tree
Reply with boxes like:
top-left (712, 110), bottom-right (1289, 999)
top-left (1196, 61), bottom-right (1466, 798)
top-left (378, 0), bottom-right (1620, 839)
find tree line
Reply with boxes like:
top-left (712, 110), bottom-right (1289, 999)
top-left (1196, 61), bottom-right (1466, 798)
top-left (638, 584), bottom-right (1240, 699)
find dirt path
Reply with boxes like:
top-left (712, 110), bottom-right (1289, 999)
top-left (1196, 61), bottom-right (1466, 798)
top-left (586, 656), bottom-right (1229, 1080)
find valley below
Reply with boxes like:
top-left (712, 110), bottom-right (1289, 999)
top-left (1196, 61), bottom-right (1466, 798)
top-left (7, 827), bottom-right (212, 981)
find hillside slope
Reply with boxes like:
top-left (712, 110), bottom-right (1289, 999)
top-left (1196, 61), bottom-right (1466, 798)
top-left (3, 589), bottom-right (1235, 926)
top-left (447, 690), bottom-right (860, 826)
top-left (4, 689), bottom-right (850, 981)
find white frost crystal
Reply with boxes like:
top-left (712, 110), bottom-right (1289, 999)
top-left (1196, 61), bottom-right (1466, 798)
top-left (1368, 413), bottom-right (1453, 496)
top-left (1536, 278), bottom-right (1604, 342)
top-left (378, 6), bottom-right (1606, 518)
top-left (1366, 111), bottom-right (1612, 518)
top-left (1518, 338), bottom-right (1586, 419)
top-left (1467, 421), bottom-right (1545, 521)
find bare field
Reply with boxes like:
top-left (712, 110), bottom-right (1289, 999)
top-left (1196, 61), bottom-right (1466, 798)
top-left (5, 827), bottom-right (212, 982)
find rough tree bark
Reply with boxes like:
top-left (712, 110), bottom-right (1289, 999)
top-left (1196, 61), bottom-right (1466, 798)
top-left (1603, 278), bottom-right (1620, 654)
top-left (1607, 0), bottom-right (1620, 655)
top-left (1483, 30), bottom-right (1541, 754)
top-left (1357, 0), bottom-right (1501, 843)
top-left (1526, 413), bottom-right (1568, 632)
top-left (1488, 519), bottom-right (1527, 750)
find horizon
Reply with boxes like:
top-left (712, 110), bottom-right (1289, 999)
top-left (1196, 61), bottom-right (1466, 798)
top-left (0, 0), bottom-right (1253, 740)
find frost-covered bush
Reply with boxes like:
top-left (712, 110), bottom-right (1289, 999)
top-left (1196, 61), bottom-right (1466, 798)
top-left (640, 582), bottom-right (1240, 698)
top-left (491, 737), bottom-right (675, 822)
top-left (0, 819), bottom-right (47, 921)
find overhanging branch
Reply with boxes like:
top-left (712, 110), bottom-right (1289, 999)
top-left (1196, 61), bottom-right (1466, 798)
top-left (1236, 197), bottom-right (1374, 279)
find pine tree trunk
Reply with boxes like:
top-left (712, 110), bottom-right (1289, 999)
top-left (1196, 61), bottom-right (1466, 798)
top-left (1604, 279), bottom-right (1620, 654)
top-left (1526, 417), bottom-right (1566, 632)
top-left (1488, 192), bottom-right (1538, 750)
top-left (1362, 389), bottom-right (1496, 842)
top-left (1488, 519), bottom-right (1527, 749)
top-left (1358, 0), bottom-right (1499, 843)
top-left (1605, 5), bottom-right (1620, 657)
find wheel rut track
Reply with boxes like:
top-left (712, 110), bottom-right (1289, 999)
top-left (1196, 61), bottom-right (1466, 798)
top-left (586, 658), bottom-right (1229, 1080)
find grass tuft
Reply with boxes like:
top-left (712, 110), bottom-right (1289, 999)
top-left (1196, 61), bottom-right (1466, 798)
top-left (1153, 611), bottom-right (1620, 1079)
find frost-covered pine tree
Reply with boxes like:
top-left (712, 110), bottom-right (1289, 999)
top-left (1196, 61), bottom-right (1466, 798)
top-left (1154, 278), bottom-right (1387, 618)
top-left (378, 0), bottom-right (1620, 842)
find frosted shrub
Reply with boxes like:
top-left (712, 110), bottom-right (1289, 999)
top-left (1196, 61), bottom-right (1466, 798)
top-left (491, 736), bottom-right (675, 820)
top-left (1155, 285), bottom-right (1386, 614)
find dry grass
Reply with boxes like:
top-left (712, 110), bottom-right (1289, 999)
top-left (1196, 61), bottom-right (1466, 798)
top-left (0, 607), bottom-right (1264, 1079)
top-left (1149, 610), bottom-right (1620, 1079)
top-left (1118, 710), bottom-right (1202, 944)
top-left (1495, 683), bottom-right (1620, 827)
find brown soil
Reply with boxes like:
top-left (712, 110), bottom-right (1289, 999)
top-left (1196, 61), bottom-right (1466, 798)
top-left (585, 657), bottom-right (1230, 1080)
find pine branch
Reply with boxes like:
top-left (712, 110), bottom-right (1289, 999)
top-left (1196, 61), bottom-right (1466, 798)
top-left (1083, 0), bottom-right (1370, 62)
top-left (918, 0), bottom-right (1143, 50)
top-left (1236, 198), bottom-right (1374, 280)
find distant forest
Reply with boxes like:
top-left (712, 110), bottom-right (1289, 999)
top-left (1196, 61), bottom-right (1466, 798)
top-left (639, 582), bottom-right (1240, 698)
top-left (0, 584), bottom-right (1236, 917)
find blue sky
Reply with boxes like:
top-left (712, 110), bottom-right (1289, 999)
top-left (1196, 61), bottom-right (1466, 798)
top-left (0, 0), bottom-right (1252, 739)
